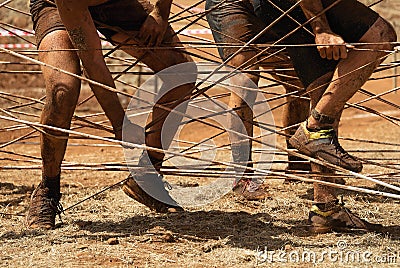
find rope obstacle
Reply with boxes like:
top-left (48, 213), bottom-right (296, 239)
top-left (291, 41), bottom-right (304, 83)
top-left (0, 0), bottom-right (400, 216)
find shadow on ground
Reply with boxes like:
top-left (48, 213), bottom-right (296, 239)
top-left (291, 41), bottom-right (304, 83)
top-left (58, 210), bottom-right (308, 250)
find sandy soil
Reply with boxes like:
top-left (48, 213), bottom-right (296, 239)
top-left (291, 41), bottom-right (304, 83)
top-left (1, 71), bottom-right (400, 268)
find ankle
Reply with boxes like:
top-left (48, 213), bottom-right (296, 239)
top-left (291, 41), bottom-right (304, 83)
top-left (42, 174), bottom-right (60, 197)
top-left (307, 109), bottom-right (336, 130)
top-left (313, 199), bottom-right (339, 212)
top-left (306, 118), bottom-right (333, 131)
top-left (138, 151), bottom-right (163, 171)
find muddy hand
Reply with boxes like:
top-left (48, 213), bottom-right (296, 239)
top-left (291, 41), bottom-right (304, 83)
top-left (138, 9), bottom-right (168, 47)
top-left (315, 32), bottom-right (348, 60)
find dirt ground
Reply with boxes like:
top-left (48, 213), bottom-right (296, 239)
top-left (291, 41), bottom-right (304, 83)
top-left (1, 0), bottom-right (400, 267)
top-left (1, 71), bottom-right (400, 268)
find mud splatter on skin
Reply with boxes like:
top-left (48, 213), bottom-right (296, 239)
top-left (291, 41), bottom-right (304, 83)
top-left (68, 27), bottom-right (87, 50)
top-left (41, 135), bottom-right (57, 166)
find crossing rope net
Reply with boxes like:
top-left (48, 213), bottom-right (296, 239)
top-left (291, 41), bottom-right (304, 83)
top-left (0, 0), bottom-right (400, 211)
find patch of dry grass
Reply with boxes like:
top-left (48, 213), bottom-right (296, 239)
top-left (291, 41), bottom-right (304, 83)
top-left (2, 170), bottom-right (400, 267)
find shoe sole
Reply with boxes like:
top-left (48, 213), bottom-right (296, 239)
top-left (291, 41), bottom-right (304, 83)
top-left (238, 193), bottom-right (271, 201)
top-left (307, 225), bottom-right (332, 234)
top-left (308, 224), bottom-right (382, 234)
top-left (26, 222), bottom-right (54, 230)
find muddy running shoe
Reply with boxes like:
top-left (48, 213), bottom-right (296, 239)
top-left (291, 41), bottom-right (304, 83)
top-left (122, 174), bottom-right (183, 213)
top-left (308, 202), bottom-right (383, 234)
top-left (26, 182), bottom-right (63, 230)
top-left (289, 122), bottom-right (363, 172)
top-left (232, 179), bottom-right (270, 201)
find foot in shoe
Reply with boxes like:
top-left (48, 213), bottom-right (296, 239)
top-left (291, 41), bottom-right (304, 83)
top-left (289, 122), bottom-right (363, 172)
top-left (308, 201), bottom-right (383, 234)
top-left (232, 179), bottom-right (270, 201)
top-left (122, 174), bottom-right (183, 213)
top-left (26, 182), bottom-right (62, 230)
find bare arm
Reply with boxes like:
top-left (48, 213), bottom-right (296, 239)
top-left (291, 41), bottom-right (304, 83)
top-left (300, 0), bottom-right (347, 60)
top-left (139, 0), bottom-right (173, 46)
top-left (54, 0), bottom-right (125, 134)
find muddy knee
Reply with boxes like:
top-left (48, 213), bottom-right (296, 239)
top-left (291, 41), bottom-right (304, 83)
top-left (42, 83), bottom-right (80, 133)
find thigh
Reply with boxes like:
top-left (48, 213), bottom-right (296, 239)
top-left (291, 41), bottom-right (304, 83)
top-left (253, 0), bottom-right (312, 44)
top-left (251, 0), bottom-right (333, 87)
top-left (110, 28), bottom-right (192, 73)
top-left (288, 0), bottom-right (379, 88)
top-left (31, 0), bottom-right (81, 83)
top-left (206, 0), bottom-right (272, 61)
top-left (39, 30), bottom-right (81, 95)
top-left (253, 0), bottom-right (378, 43)
top-left (30, 0), bottom-right (65, 46)
top-left (91, 0), bottom-right (192, 71)
top-left (253, 0), bottom-right (333, 87)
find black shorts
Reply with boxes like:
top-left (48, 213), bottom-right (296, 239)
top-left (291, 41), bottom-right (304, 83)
top-left (206, 0), bottom-right (379, 87)
top-left (254, 0), bottom-right (379, 87)
top-left (30, 0), bottom-right (166, 46)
